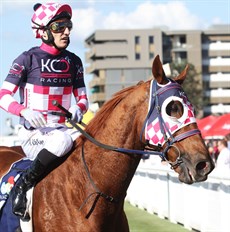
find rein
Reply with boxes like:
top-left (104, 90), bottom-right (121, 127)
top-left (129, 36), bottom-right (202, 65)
top-left (78, 144), bottom-right (118, 219)
top-left (52, 79), bottom-right (201, 165)
top-left (52, 80), bottom-right (200, 217)
top-left (62, 113), bottom-right (200, 165)
top-left (52, 101), bottom-right (166, 157)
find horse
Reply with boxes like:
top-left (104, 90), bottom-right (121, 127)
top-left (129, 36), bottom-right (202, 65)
top-left (0, 55), bottom-right (214, 232)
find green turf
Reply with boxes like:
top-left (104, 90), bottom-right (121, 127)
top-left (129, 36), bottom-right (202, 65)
top-left (124, 202), bottom-right (189, 232)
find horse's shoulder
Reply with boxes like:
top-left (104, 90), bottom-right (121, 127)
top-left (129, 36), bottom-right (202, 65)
top-left (0, 146), bottom-right (25, 156)
top-left (0, 146), bottom-right (25, 177)
top-left (10, 146), bottom-right (24, 155)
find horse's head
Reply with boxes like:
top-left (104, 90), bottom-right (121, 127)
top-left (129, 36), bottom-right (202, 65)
top-left (82, 54), bottom-right (214, 185)
top-left (144, 55), bottom-right (214, 184)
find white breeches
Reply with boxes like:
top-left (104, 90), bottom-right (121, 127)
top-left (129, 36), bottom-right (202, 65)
top-left (18, 123), bottom-right (81, 160)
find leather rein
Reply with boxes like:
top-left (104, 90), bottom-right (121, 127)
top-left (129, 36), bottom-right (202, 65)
top-left (53, 80), bottom-right (200, 169)
top-left (51, 81), bottom-right (200, 217)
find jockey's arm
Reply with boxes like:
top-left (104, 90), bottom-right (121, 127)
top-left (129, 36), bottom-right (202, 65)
top-left (0, 81), bottom-right (25, 116)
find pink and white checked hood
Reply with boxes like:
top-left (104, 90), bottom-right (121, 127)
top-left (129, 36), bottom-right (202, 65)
top-left (145, 80), bottom-right (197, 146)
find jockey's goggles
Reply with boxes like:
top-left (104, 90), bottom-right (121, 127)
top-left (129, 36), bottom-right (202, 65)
top-left (48, 20), bottom-right (73, 33)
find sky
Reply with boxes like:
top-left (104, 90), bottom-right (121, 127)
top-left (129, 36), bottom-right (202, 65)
top-left (0, 0), bottom-right (229, 136)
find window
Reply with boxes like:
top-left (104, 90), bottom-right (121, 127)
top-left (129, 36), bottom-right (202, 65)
top-left (149, 52), bottom-right (154, 59)
top-left (135, 53), bottom-right (141, 60)
top-left (149, 36), bottom-right (154, 60)
top-left (180, 36), bottom-right (186, 44)
top-left (149, 36), bottom-right (154, 44)
top-left (135, 36), bottom-right (140, 44)
top-left (135, 36), bottom-right (141, 60)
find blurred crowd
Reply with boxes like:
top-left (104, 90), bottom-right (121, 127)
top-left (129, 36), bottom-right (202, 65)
top-left (205, 133), bottom-right (230, 177)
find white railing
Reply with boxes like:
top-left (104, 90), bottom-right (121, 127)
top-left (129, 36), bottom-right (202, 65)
top-left (126, 160), bottom-right (230, 232)
top-left (0, 135), bottom-right (21, 146)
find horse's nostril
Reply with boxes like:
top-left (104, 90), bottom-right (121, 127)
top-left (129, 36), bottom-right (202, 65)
top-left (196, 161), bottom-right (207, 171)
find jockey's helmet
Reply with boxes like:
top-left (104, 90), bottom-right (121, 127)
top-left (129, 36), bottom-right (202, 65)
top-left (31, 3), bottom-right (72, 39)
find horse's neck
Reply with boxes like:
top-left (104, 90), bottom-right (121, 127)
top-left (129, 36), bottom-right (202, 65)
top-left (45, 92), bottom-right (146, 205)
top-left (82, 142), bottom-right (141, 202)
top-left (82, 100), bottom-right (144, 197)
top-left (33, 90), bottom-right (147, 225)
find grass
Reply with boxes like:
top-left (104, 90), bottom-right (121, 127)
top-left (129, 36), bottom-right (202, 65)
top-left (124, 202), bottom-right (189, 232)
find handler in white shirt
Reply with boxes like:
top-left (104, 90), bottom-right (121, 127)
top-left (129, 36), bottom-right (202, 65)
top-left (215, 139), bottom-right (230, 177)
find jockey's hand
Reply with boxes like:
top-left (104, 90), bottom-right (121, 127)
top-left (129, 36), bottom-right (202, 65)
top-left (20, 108), bottom-right (46, 128)
top-left (69, 105), bottom-right (83, 123)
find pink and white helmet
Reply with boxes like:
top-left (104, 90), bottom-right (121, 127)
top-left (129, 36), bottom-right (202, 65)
top-left (31, 3), bottom-right (72, 38)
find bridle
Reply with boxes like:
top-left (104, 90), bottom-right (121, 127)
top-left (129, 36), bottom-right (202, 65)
top-left (52, 79), bottom-right (200, 218)
top-left (140, 80), bottom-right (201, 169)
top-left (53, 79), bottom-right (200, 169)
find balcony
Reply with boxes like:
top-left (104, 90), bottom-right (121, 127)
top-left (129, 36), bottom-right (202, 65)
top-left (89, 78), bottom-right (105, 88)
top-left (205, 89), bottom-right (230, 104)
top-left (89, 92), bottom-right (106, 103)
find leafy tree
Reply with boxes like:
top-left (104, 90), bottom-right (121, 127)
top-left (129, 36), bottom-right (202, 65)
top-left (170, 61), bottom-right (205, 116)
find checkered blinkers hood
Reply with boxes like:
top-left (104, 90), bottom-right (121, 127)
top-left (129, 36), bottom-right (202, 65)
top-left (145, 80), bottom-right (197, 146)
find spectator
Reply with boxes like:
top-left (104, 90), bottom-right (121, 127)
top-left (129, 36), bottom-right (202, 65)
top-left (206, 140), bottom-right (219, 163)
top-left (208, 146), bottom-right (215, 163)
top-left (212, 140), bottom-right (219, 162)
top-left (225, 133), bottom-right (230, 150)
top-left (215, 139), bottom-right (230, 177)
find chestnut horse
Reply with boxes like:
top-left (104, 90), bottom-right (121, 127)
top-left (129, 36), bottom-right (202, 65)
top-left (0, 55), bottom-right (214, 232)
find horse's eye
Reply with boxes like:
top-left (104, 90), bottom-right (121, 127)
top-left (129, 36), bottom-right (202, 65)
top-left (166, 101), bottom-right (174, 116)
top-left (166, 101), bottom-right (183, 117)
top-left (171, 104), bottom-right (179, 112)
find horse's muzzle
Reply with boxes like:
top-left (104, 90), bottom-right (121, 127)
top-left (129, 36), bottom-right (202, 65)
top-left (178, 157), bottom-right (215, 184)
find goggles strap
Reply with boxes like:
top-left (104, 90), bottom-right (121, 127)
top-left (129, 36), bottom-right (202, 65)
top-left (31, 20), bottom-right (46, 30)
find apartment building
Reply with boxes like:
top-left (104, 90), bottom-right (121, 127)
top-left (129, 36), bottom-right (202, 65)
top-left (85, 25), bottom-right (230, 115)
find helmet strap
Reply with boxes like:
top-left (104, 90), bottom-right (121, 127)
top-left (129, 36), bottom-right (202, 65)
top-left (41, 29), bottom-right (54, 44)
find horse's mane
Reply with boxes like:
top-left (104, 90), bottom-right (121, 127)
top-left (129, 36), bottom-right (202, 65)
top-left (81, 81), bottom-right (145, 140)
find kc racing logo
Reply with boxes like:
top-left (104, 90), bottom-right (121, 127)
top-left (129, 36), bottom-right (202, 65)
top-left (40, 56), bottom-right (74, 84)
top-left (41, 57), bottom-right (70, 73)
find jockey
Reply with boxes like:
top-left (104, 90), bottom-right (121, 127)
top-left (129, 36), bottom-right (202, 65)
top-left (0, 3), bottom-right (88, 220)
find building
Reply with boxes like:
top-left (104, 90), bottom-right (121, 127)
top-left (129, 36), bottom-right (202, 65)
top-left (85, 25), bottom-right (230, 115)
top-left (201, 25), bottom-right (230, 114)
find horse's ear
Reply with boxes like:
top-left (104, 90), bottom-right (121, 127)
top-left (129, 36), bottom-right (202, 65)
top-left (173, 64), bottom-right (189, 85)
top-left (152, 55), bottom-right (168, 84)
